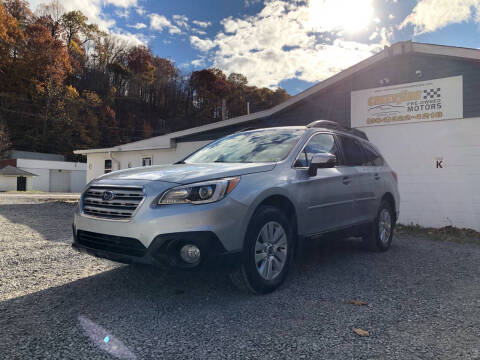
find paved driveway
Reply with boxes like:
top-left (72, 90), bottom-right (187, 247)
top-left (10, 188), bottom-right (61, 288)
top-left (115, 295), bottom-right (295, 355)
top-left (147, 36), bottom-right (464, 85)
top-left (0, 198), bottom-right (479, 359)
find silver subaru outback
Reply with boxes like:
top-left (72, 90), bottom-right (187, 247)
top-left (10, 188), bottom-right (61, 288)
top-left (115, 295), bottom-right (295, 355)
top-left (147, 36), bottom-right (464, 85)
top-left (73, 121), bottom-right (400, 293)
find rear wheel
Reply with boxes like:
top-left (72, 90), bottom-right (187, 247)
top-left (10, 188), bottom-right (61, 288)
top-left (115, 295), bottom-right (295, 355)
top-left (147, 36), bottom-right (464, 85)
top-left (363, 200), bottom-right (395, 252)
top-left (230, 205), bottom-right (294, 294)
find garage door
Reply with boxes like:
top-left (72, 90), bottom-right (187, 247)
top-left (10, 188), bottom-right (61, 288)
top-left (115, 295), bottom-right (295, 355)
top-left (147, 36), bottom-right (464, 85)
top-left (49, 170), bottom-right (71, 192)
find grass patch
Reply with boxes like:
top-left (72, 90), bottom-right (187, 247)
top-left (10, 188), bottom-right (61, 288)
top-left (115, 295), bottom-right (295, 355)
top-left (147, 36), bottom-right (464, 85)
top-left (5, 190), bottom-right (46, 194)
top-left (396, 224), bottom-right (480, 245)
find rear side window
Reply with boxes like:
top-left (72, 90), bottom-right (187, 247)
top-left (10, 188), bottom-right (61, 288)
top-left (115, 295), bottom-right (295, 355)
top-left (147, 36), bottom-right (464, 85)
top-left (338, 136), bottom-right (365, 166)
top-left (361, 143), bottom-right (384, 166)
top-left (294, 133), bottom-right (339, 167)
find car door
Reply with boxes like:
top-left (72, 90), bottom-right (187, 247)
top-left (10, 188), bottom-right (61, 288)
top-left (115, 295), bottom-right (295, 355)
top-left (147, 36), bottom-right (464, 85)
top-left (291, 132), bottom-right (356, 235)
top-left (336, 135), bottom-right (369, 226)
top-left (355, 142), bottom-right (385, 223)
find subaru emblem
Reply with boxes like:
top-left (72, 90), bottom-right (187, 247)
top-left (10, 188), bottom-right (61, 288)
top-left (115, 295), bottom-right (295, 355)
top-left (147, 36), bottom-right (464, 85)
top-left (102, 191), bottom-right (115, 201)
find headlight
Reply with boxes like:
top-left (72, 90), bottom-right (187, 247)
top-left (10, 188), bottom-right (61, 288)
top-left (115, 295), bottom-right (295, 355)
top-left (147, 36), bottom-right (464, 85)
top-left (158, 177), bottom-right (240, 205)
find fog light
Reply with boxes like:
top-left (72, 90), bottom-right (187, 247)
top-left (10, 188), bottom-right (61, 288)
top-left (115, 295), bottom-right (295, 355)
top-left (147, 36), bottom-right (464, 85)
top-left (179, 244), bottom-right (201, 264)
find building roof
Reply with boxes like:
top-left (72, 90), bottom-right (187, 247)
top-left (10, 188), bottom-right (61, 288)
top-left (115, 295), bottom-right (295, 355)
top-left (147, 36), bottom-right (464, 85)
top-left (74, 41), bottom-right (480, 155)
top-left (0, 150), bottom-right (65, 161)
top-left (0, 165), bottom-right (37, 176)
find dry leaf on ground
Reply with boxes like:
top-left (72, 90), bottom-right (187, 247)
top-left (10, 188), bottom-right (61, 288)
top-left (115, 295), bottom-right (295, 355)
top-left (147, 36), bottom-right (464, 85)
top-left (353, 328), bottom-right (370, 337)
top-left (347, 300), bottom-right (368, 306)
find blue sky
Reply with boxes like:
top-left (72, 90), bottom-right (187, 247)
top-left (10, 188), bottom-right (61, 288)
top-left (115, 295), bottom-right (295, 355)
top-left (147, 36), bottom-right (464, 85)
top-left (28, 0), bottom-right (480, 94)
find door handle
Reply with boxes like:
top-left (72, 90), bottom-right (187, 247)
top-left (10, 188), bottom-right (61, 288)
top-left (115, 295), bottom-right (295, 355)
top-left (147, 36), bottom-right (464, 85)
top-left (342, 176), bottom-right (351, 185)
top-left (374, 173), bottom-right (381, 180)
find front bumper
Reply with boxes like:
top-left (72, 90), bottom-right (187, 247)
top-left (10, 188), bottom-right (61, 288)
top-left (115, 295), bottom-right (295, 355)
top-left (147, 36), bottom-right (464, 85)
top-left (72, 226), bottom-right (241, 269)
top-left (73, 180), bottom-right (249, 268)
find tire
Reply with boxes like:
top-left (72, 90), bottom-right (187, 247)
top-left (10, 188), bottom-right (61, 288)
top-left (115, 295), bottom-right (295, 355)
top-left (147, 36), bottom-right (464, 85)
top-left (229, 205), bottom-right (294, 294)
top-left (363, 200), bottom-right (395, 252)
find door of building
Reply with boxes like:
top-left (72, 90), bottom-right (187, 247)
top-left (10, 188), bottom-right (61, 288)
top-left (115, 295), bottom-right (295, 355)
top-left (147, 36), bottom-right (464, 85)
top-left (17, 176), bottom-right (26, 191)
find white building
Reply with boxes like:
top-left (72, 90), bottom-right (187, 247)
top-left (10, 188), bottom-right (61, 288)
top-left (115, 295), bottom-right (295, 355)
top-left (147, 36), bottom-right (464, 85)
top-left (0, 150), bottom-right (87, 192)
top-left (74, 41), bottom-right (480, 231)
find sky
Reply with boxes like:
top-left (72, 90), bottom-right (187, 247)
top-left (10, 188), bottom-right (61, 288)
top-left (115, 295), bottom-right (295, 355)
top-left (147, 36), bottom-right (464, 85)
top-left (27, 0), bottom-right (480, 94)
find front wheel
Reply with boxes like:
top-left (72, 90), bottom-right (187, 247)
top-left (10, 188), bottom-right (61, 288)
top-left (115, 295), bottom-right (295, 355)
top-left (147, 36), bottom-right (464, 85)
top-left (363, 200), bottom-right (395, 252)
top-left (230, 205), bottom-right (294, 294)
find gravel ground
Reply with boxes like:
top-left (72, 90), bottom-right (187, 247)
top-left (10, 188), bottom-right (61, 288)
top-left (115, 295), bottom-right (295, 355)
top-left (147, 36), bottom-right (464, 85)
top-left (0, 198), bottom-right (479, 360)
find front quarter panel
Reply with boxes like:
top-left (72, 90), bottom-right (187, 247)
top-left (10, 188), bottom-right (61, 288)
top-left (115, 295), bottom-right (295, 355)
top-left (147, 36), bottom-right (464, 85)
top-left (228, 167), bottom-right (303, 245)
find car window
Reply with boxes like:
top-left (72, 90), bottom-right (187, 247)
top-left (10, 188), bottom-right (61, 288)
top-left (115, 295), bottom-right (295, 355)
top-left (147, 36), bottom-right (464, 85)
top-left (184, 128), bottom-right (305, 163)
top-left (361, 143), bottom-right (384, 166)
top-left (338, 136), bottom-right (366, 166)
top-left (294, 133), bottom-right (339, 167)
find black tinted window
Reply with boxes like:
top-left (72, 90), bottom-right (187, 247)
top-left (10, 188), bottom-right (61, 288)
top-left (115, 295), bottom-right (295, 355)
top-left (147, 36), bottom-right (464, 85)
top-left (361, 144), bottom-right (384, 166)
top-left (338, 136), bottom-right (365, 166)
top-left (295, 133), bottom-right (338, 167)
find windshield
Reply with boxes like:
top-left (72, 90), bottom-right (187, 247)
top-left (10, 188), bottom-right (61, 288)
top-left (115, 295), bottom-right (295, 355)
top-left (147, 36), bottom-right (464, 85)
top-left (184, 128), bottom-right (305, 164)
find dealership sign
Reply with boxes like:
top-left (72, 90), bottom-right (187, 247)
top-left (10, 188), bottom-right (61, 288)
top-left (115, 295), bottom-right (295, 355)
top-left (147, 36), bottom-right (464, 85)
top-left (351, 75), bottom-right (463, 128)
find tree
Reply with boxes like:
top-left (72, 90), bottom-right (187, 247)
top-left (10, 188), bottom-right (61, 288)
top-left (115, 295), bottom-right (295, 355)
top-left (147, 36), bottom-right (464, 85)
top-left (36, 0), bottom-right (64, 38)
top-left (0, 3), bottom-right (291, 159)
top-left (0, 117), bottom-right (11, 152)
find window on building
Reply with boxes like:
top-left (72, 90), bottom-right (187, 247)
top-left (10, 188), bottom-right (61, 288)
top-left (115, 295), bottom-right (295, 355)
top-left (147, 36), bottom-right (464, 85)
top-left (294, 133), bottom-right (340, 167)
top-left (142, 157), bottom-right (152, 166)
top-left (338, 136), bottom-right (366, 166)
top-left (104, 159), bottom-right (112, 173)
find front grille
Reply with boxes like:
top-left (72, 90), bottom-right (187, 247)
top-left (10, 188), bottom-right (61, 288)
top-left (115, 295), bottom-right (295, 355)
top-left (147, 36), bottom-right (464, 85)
top-left (82, 185), bottom-right (144, 220)
top-left (77, 230), bottom-right (147, 257)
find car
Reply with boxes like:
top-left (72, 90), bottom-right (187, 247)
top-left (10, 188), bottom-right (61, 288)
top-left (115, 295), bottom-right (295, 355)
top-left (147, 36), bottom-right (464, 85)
top-left (72, 120), bottom-right (400, 294)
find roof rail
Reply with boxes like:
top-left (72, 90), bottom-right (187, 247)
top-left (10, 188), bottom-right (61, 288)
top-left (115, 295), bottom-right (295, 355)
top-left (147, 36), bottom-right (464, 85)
top-left (306, 120), bottom-right (368, 141)
top-left (235, 127), bottom-right (256, 133)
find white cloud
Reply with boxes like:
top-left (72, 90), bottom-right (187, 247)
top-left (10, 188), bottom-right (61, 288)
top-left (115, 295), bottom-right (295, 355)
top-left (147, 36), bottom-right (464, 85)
top-left (106, 0), bottom-right (137, 8)
top-left (173, 14), bottom-right (189, 28)
top-left (169, 26), bottom-right (183, 35)
top-left (127, 22), bottom-right (147, 29)
top-left (149, 13), bottom-right (183, 35)
top-left (149, 14), bottom-right (172, 31)
top-left (28, 0), bottom-right (138, 30)
top-left (191, 58), bottom-right (206, 67)
top-left (191, 0), bottom-right (383, 88)
top-left (29, 0), bottom-right (116, 30)
top-left (192, 28), bottom-right (207, 35)
top-left (114, 8), bottom-right (129, 18)
top-left (192, 20), bottom-right (212, 28)
top-left (245, 0), bottom-right (263, 6)
top-left (110, 29), bottom-right (147, 46)
top-left (190, 36), bottom-right (216, 51)
top-left (400, 0), bottom-right (480, 34)
top-left (135, 6), bottom-right (146, 15)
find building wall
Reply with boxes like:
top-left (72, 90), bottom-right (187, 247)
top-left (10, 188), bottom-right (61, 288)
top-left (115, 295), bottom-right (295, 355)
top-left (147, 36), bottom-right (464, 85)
top-left (0, 176), bottom-right (33, 191)
top-left (0, 176), bottom-right (18, 191)
top-left (71, 170), bottom-right (86, 192)
top-left (26, 168), bottom-right (50, 191)
top-left (361, 117), bottom-right (480, 230)
top-left (15, 159), bottom-right (87, 192)
top-left (85, 141), bottom-right (211, 182)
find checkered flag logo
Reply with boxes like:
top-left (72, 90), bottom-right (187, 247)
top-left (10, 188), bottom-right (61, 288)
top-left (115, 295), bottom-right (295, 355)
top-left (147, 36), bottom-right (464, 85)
top-left (423, 88), bottom-right (441, 100)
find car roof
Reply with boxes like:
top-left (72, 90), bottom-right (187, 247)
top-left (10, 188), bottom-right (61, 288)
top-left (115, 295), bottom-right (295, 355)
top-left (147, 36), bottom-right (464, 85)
top-left (239, 126), bottom-right (370, 142)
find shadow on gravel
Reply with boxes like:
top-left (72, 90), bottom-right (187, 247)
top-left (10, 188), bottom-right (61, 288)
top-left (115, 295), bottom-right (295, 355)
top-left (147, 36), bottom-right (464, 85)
top-left (0, 237), bottom-right (371, 357)
top-left (0, 201), bottom-right (76, 242)
top-left (2, 235), bottom-right (480, 359)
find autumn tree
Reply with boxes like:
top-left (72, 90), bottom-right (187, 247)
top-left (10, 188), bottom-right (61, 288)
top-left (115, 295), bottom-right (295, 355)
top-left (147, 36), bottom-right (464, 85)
top-left (0, 1), bottom-right (291, 159)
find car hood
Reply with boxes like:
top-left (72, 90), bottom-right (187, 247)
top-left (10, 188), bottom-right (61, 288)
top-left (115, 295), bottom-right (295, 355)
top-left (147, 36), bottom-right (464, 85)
top-left (95, 162), bottom-right (276, 184)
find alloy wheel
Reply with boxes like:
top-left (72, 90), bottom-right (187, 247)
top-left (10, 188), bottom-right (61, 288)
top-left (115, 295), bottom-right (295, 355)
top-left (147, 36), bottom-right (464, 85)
top-left (254, 221), bottom-right (288, 281)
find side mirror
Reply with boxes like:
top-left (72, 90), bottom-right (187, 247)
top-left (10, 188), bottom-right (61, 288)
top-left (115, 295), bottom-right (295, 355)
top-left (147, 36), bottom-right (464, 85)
top-left (308, 153), bottom-right (336, 176)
